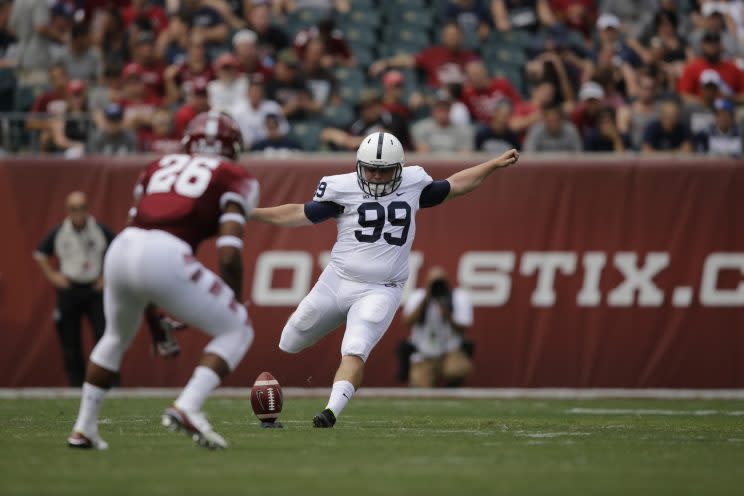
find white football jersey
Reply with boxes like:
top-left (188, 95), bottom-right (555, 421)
top-left (313, 166), bottom-right (433, 284)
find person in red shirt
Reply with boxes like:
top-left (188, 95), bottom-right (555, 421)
top-left (370, 22), bottom-right (480, 88)
top-left (139, 109), bottom-right (182, 153)
top-left (118, 63), bottom-right (163, 132)
top-left (130, 30), bottom-right (167, 99)
top-left (174, 79), bottom-right (211, 136)
top-left (509, 80), bottom-right (557, 135)
top-left (550, 0), bottom-right (596, 42)
top-left (293, 18), bottom-right (354, 68)
top-left (67, 111), bottom-right (259, 451)
top-left (678, 31), bottom-right (744, 104)
top-left (232, 29), bottom-right (273, 80)
top-left (570, 80), bottom-right (606, 139)
top-left (27, 64), bottom-right (70, 134)
top-left (163, 35), bottom-right (215, 104)
top-left (121, 0), bottom-right (169, 36)
top-left (461, 60), bottom-right (522, 124)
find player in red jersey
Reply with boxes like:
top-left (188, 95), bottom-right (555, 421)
top-left (67, 112), bottom-right (259, 451)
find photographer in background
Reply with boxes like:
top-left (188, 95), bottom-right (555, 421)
top-left (401, 267), bottom-right (474, 388)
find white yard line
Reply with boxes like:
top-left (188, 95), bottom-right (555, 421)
top-left (1, 388), bottom-right (744, 400)
top-left (567, 407), bottom-right (744, 416)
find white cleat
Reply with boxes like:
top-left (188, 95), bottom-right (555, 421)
top-left (67, 430), bottom-right (109, 450)
top-left (162, 406), bottom-right (228, 450)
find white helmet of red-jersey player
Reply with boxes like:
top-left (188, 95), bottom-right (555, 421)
top-left (356, 131), bottom-right (405, 198)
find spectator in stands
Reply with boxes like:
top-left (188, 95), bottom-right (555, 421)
top-left (27, 63), bottom-right (69, 136)
top-left (694, 98), bottom-right (742, 157)
top-left (689, 4), bottom-right (742, 60)
top-left (629, 9), bottom-right (691, 73)
top-left (551, 0), bottom-right (597, 42)
top-left (34, 191), bottom-right (114, 387)
top-left (130, 30), bottom-right (166, 99)
top-left (207, 52), bottom-right (248, 115)
top-left (618, 69), bottom-right (662, 150)
top-left (251, 113), bottom-right (302, 152)
top-left (302, 38), bottom-right (336, 107)
top-left (122, 0), bottom-right (169, 36)
top-left (233, 29), bottom-right (272, 79)
top-left (594, 13), bottom-right (641, 67)
top-left (246, 1), bottom-right (289, 60)
top-left (491, 0), bottom-right (556, 33)
top-left (140, 109), bottom-right (181, 154)
top-left (8, 0), bottom-right (61, 87)
top-left (686, 69), bottom-right (726, 135)
top-left (293, 18), bottom-right (353, 68)
top-left (267, 48), bottom-right (320, 120)
top-left (174, 79), bottom-right (211, 136)
top-left (641, 99), bottom-right (693, 153)
top-left (89, 64), bottom-right (124, 130)
top-left (599, 0), bottom-right (652, 38)
top-left (369, 22), bottom-right (479, 89)
top-left (583, 107), bottom-right (629, 152)
top-left (177, 0), bottom-right (230, 52)
top-left (571, 81), bottom-right (607, 139)
top-left (282, 0), bottom-right (351, 15)
top-left (87, 102), bottom-right (137, 155)
top-left (475, 101), bottom-right (521, 153)
top-left (411, 91), bottom-right (474, 153)
top-left (402, 267), bottom-right (473, 388)
top-left (445, 0), bottom-right (491, 41)
top-left (381, 70), bottom-right (413, 122)
top-left (525, 34), bottom-right (580, 108)
top-left (155, 11), bottom-right (191, 65)
top-left (163, 34), bottom-right (214, 104)
top-left (321, 88), bottom-right (407, 150)
top-left (95, 4), bottom-right (127, 69)
top-left (678, 31), bottom-right (744, 104)
top-left (509, 80), bottom-right (556, 134)
top-left (118, 63), bottom-right (163, 132)
top-left (43, 79), bottom-right (90, 157)
top-left (461, 60), bottom-right (521, 124)
top-left (233, 74), bottom-right (287, 148)
top-left (57, 22), bottom-right (101, 84)
top-left (523, 102), bottom-right (582, 152)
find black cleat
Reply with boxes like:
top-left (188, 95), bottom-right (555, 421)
top-left (312, 408), bottom-right (337, 428)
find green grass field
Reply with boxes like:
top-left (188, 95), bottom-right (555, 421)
top-left (2, 397), bottom-right (744, 495)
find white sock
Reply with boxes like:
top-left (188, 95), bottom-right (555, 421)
top-left (73, 382), bottom-right (107, 435)
top-left (325, 380), bottom-right (355, 417)
top-left (175, 366), bottom-right (221, 412)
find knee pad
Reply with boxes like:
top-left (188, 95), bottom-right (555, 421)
top-left (357, 295), bottom-right (390, 324)
top-left (278, 322), bottom-right (306, 354)
top-left (204, 324), bottom-right (254, 371)
top-left (287, 298), bottom-right (322, 331)
top-left (89, 333), bottom-right (126, 372)
top-left (340, 329), bottom-right (371, 362)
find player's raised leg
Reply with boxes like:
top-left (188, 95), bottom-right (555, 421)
top-left (314, 287), bottom-right (402, 428)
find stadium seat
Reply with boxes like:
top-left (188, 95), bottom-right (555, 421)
top-left (383, 27), bottom-right (431, 48)
top-left (342, 26), bottom-right (378, 47)
top-left (287, 8), bottom-right (330, 29)
top-left (333, 66), bottom-right (366, 87)
top-left (288, 121), bottom-right (323, 151)
top-left (483, 46), bottom-right (528, 68)
top-left (397, 9), bottom-right (434, 28)
top-left (337, 78), bottom-right (366, 103)
top-left (337, 9), bottom-right (381, 28)
top-left (350, 45), bottom-right (376, 67)
top-left (379, 41), bottom-right (425, 58)
top-left (321, 102), bottom-right (355, 129)
top-left (490, 65), bottom-right (525, 97)
top-left (486, 29), bottom-right (531, 50)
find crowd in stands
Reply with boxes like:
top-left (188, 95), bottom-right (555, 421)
top-left (0, 0), bottom-right (742, 157)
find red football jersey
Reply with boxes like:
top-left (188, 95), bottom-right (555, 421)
top-left (132, 153), bottom-right (259, 252)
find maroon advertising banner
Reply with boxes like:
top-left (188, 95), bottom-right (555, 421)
top-left (1, 156), bottom-right (743, 388)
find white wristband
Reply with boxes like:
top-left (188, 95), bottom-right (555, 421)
top-left (216, 235), bottom-right (243, 249)
top-left (219, 212), bottom-right (246, 225)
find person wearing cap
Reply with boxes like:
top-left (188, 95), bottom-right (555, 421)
top-left (174, 79), bottom-right (211, 136)
top-left (594, 13), bottom-right (642, 68)
top-left (550, 0), bottom-right (596, 41)
top-left (571, 80), bottom-right (607, 139)
top-left (266, 48), bottom-right (320, 120)
top-left (411, 90), bottom-right (475, 153)
top-left (233, 29), bottom-right (272, 79)
top-left (524, 101), bottom-right (582, 153)
top-left (689, 5), bottom-right (742, 60)
top-left (207, 52), bottom-right (248, 115)
top-left (250, 113), bottom-right (302, 153)
top-left (118, 62), bottom-right (163, 131)
top-left (321, 88), bottom-right (407, 150)
top-left (369, 22), bottom-right (479, 88)
top-left (130, 29), bottom-right (166, 98)
top-left (57, 21), bottom-right (101, 84)
top-left (678, 30), bottom-right (744, 104)
top-left (233, 73), bottom-right (288, 147)
top-left (163, 35), bottom-right (215, 104)
top-left (685, 69), bottom-right (727, 135)
top-left (121, 0), bottom-right (169, 36)
top-left (87, 102), bottom-right (137, 155)
top-left (461, 60), bottom-right (521, 124)
top-left (693, 98), bottom-right (742, 157)
top-left (641, 99), bottom-right (693, 153)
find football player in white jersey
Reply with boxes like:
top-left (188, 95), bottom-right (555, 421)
top-left (250, 131), bottom-right (518, 427)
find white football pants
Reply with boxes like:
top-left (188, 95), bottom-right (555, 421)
top-left (279, 265), bottom-right (403, 362)
top-left (90, 227), bottom-right (253, 372)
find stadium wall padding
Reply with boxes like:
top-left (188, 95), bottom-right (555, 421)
top-left (1, 156), bottom-right (743, 388)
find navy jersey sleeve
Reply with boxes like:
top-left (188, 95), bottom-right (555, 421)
top-left (36, 226), bottom-right (60, 256)
top-left (304, 201), bottom-right (344, 224)
top-left (419, 180), bottom-right (451, 208)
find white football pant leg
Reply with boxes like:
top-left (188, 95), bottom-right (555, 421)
top-left (279, 267), bottom-right (346, 354)
top-left (341, 285), bottom-right (402, 362)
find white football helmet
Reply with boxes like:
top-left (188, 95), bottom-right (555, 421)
top-left (356, 131), bottom-right (405, 198)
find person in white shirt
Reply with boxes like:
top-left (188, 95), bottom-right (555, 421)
top-left (207, 53), bottom-right (247, 116)
top-left (402, 267), bottom-right (473, 388)
top-left (250, 131), bottom-right (518, 428)
top-left (233, 74), bottom-right (288, 148)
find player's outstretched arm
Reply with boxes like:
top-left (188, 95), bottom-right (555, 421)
top-left (249, 204), bottom-right (313, 228)
top-left (445, 149), bottom-right (519, 200)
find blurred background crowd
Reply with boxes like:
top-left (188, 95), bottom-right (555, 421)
top-left (0, 0), bottom-right (742, 157)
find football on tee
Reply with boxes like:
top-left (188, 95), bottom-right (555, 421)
top-left (250, 371), bottom-right (283, 424)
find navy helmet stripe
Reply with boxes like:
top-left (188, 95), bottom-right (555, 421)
top-left (376, 131), bottom-right (384, 159)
